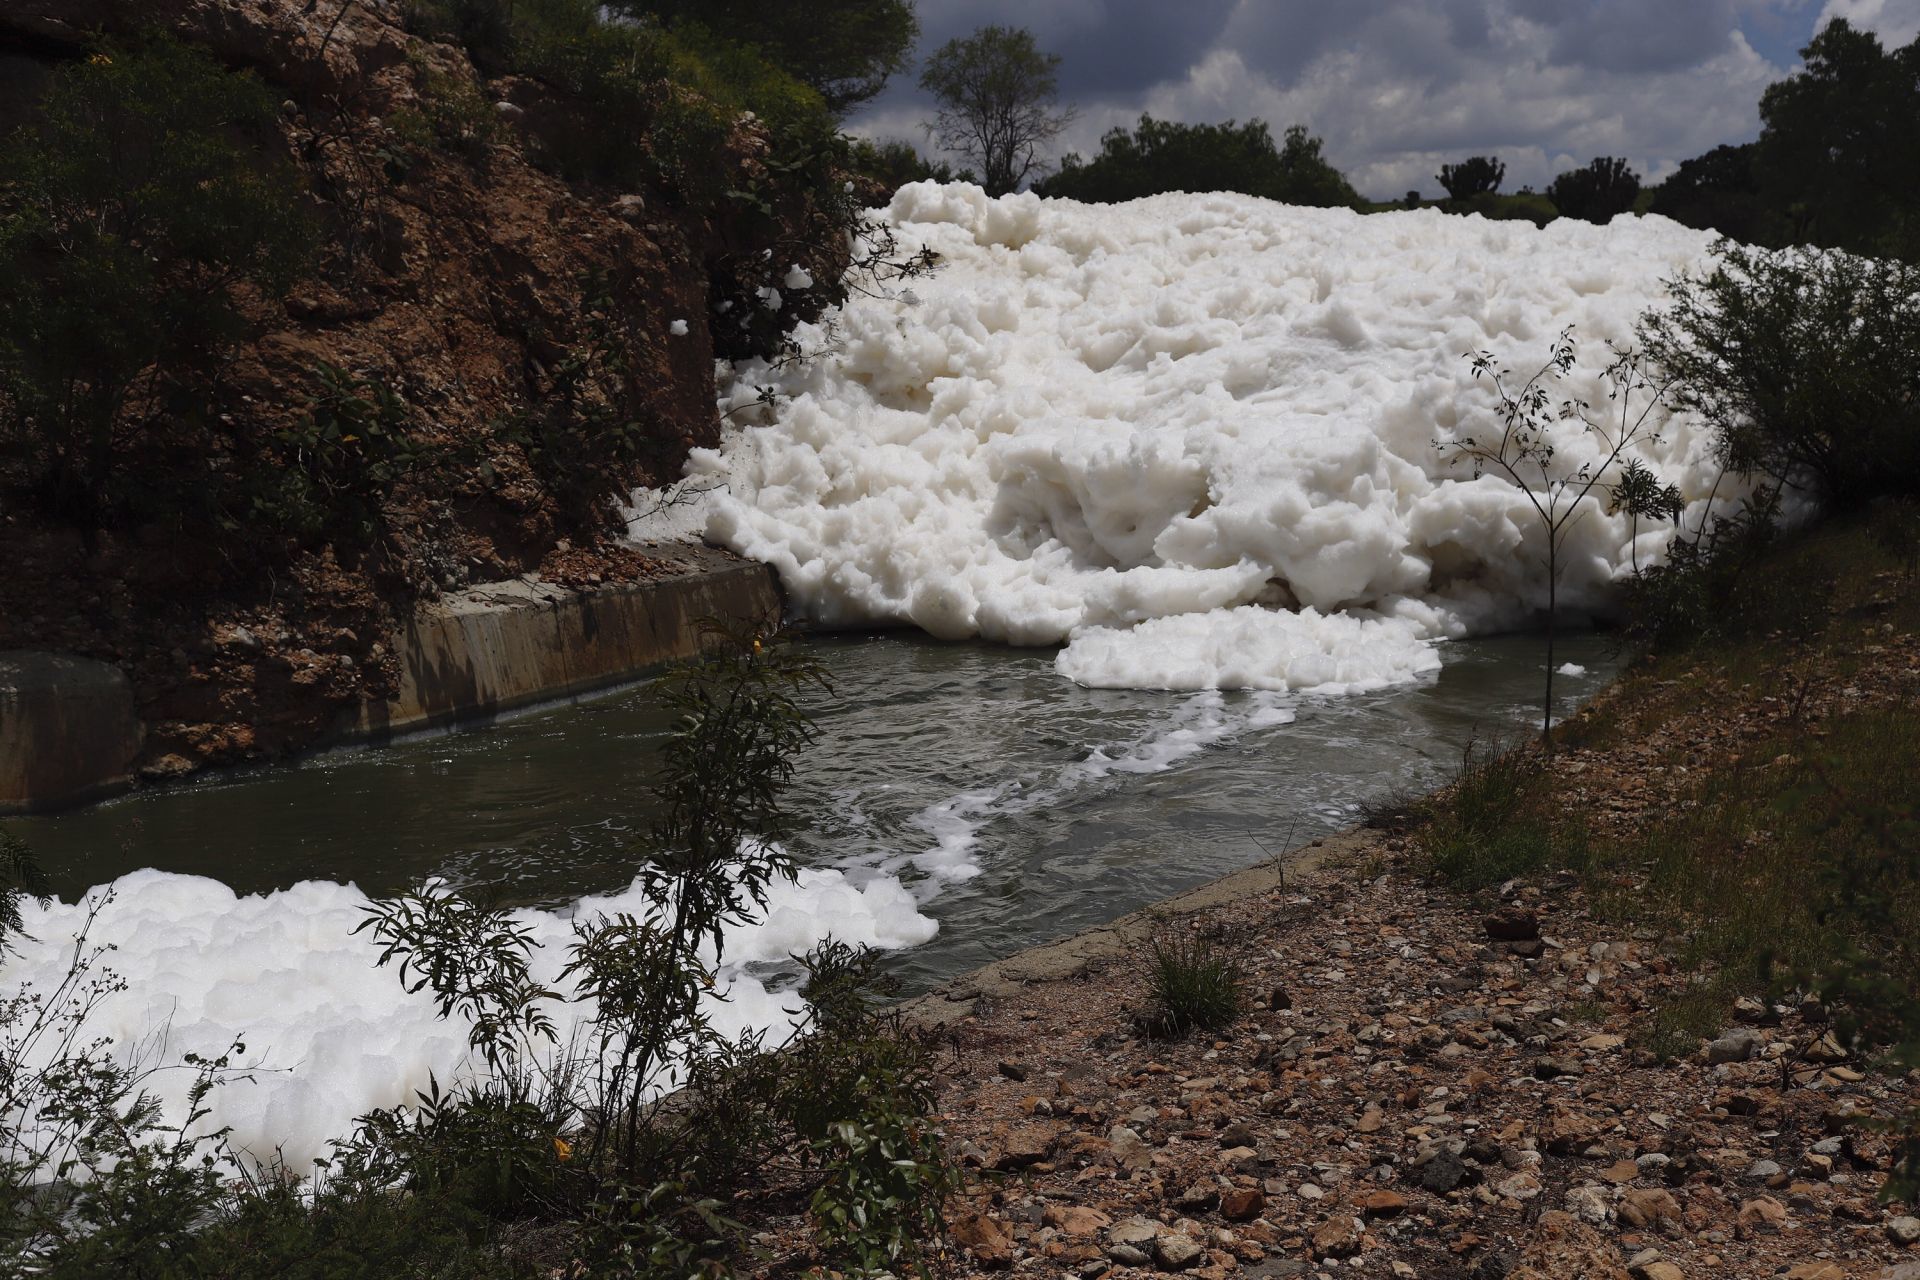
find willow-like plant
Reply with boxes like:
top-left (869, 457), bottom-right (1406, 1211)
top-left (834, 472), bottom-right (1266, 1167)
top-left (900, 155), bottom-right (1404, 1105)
top-left (1439, 328), bottom-right (1676, 752)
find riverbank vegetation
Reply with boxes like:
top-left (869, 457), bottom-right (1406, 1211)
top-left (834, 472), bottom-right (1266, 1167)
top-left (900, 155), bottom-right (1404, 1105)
top-left (1409, 225), bottom-right (1920, 1187)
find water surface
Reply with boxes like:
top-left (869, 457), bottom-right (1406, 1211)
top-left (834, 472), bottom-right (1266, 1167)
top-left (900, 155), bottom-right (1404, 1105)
top-left (16, 632), bottom-right (1615, 993)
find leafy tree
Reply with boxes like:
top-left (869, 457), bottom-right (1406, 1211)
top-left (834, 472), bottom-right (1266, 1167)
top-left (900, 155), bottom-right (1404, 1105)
top-left (1038, 115), bottom-right (1360, 208)
top-left (0, 36), bottom-right (311, 530)
top-left (609, 0), bottom-right (917, 117)
top-left (1648, 142), bottom-right (1770, 244)
top-left (1756, 17), bottom-right (1920, 261)
top-left (1639, 243), bottom-right (1920, 510)
top-left (1547, 156), bottom-right (1640, 224)
top-left (1436, 154), bottom-right (1504, 203)
top-left (920, 25), bottom-right (1074, 196)
top-left (1272, 124), bottom-right (1362, 208)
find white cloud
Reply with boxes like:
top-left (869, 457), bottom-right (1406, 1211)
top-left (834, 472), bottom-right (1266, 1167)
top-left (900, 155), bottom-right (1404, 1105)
top-left (1814, 0), bottom-right (1920, 45)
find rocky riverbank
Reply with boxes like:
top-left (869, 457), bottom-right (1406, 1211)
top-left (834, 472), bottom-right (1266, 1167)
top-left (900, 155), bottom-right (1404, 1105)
top-left (910, 845), bottom-right (1915, 1280)
top-left (736, 548), bottom-right (1920, 1279)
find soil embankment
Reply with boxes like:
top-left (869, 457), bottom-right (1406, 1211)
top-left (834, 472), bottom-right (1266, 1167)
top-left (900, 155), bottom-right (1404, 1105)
top-left (0, 0), bottom-right (843, 787)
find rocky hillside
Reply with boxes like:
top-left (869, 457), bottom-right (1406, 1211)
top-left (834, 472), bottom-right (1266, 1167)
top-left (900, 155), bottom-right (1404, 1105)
top-left (0, 0), bottom-right (852, 778)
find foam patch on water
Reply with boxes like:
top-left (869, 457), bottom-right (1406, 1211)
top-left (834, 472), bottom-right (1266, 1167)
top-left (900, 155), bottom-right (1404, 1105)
top-left (2, 863), bottom-right (935, 1170)
top-left (884, 688), bottom-right (1297, 886)
top-left (1058, 605), bottom-right (1444, 693)
top-left (684, 184), bottom-right (1738, 689)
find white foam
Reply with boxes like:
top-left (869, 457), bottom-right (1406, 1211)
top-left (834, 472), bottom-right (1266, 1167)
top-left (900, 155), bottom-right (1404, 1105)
top-left (1, 863), bottom-right (935, 1170)
top-left (690, 185), bottom-right (1738, 690)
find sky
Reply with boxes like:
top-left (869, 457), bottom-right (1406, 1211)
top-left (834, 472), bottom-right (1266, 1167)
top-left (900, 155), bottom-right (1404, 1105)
top-left (847, 0), bottom-right (1920, 198)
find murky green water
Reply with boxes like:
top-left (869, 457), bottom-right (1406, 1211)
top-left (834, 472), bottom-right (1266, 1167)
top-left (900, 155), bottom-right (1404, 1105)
top-left (14, 632), bottom-right (1615, 993)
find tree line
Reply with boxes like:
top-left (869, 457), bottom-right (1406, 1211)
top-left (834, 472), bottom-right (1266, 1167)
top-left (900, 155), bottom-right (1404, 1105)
top-left (836, 12), bottom-right (1919, 265)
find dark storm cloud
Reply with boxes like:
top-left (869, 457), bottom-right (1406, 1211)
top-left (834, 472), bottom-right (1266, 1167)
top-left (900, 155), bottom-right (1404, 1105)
top-left (1047, 1), bottom-right (1241, 97)
top-left (848, 0), bottom-right (1919, 198)
top-left (898, 0), bottom-right (1238, 96)
top-left (1535, 0), bottom-right (1746, 72)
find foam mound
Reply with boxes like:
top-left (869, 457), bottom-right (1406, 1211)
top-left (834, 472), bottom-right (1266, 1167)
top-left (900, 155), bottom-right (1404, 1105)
top-left (1, 864), bottom-right (935, 1169)
top-left (691, 184), bottom-right (1732, 692)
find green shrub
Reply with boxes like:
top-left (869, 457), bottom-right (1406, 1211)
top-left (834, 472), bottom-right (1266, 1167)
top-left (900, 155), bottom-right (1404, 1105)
top-left (407, 0), bottom-right (833, 199)
top-left (388, 60), bottom-right (505, 163)
top-left (1640, 242), bottom-right (1920, 511)
top-left (358, 627), bottom-right (958, 1271)
top-left (0, 832), bottom-right (43, 956)
top-left (1547, 156), bottom-right (1640, 223)
top-left (237, 362), bottom-right (426, 548)
top-left (1039, 115), bottom-right (1361, 208)
top-left (1436, 155), bottom-right (1504, 204)
top-left (1869, 496), bottom-right (1920, 578)
top-left (0, 36), bottom-right (312, 531)
top-left (1457, 190), bottom-right (1558, 227)
top-left (846, 138), bottom-right (957, 192)
top-left (609, 0), bottom-right (917, 118)
top-left (1621, 486), bottom-right (1842, 654)
top-left (496, 273), bottom-right (664, 533)
top-left (1140, 927), bottom-right (1245, 1038)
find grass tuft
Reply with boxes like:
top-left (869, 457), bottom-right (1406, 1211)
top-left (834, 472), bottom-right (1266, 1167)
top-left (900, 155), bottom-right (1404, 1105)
top-left (1139, 928), bottom-right (1244, 1039)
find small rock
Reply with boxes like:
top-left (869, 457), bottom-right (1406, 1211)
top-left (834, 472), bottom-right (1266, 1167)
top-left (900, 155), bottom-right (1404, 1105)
top-left (1045, 1205), bottom-right (1113, 1237)
top-left (1107, 1243), bottom-right (1152, 1267)
top-left (1738, 1195), bottom-right (1788, 1234)
top-left (1219, 1120), bottom-right (1261, 1147)
top-left (1176, 1181), bottom-right (1219, 1212)
top-left (1309, 1215), bottom-right (1362, 1260)
top-left (1497, 1171), bottom-right (1543, 1202)
top-left (1706, 1027), bottom-right (1763, 1064)
top-left (1360, 1189), bottom-right (1408, 1219)
top-left (1220, 1187), bottom-right (1265, 1222)
top-left (999, 1059), bottom-right (1030, 1082)
top-left (993, 1124), bottom-right (1055, 1170)
top-left (1153, 1232), bottom-right (1205, 1271)
top-left (1784, 1265), bottom-right (1845, 1280)
top-left (1889, 1215), bottom-right (1920, 1246)
top-left (1617, 1188), bottom-right (1682, 1230)
top-left (1483, 905), bottom-right (1541, 941)
top-left (1745, 1159), bottom-right (1784, 1182)
top-left (1110, 1218), bottom-right (1162, 1248)
top-left (1109, 1125), bottom-right (1155, 1172)
top-left (1565, 1182), bottom-right (1614, 1226)
top-left (953, 1212), bottom-right (1015, 1268)
top-left (1418, 1150), bottom-right (1469, 1193)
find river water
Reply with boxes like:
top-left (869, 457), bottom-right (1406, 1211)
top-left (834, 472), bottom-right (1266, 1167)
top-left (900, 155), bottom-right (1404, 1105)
top-left (16, 631), bottom-right (1614, 994)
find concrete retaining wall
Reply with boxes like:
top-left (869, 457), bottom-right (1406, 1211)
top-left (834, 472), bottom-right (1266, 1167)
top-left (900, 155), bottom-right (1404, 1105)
top-left (342, 545), bottom-right (781, 743)
top-left (0, 652), bottom-right (145, 815)
top-left (0, 545), bottom-right (781, 814)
